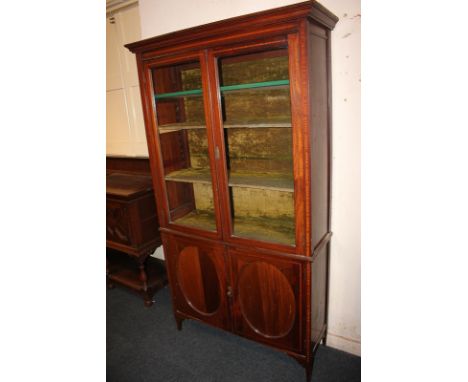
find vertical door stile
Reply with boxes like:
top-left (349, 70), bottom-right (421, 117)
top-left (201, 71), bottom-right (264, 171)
top-left (140, 59), bottom-right (171, 227)
top-left (203, 49), bottom-right (236, 331)
top-left (200, 49), bottom-right (224, 240)
top-left (204, 49), bottom-right (233, 242)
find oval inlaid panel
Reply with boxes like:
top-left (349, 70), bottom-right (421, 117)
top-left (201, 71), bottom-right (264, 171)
top-left (177, 246), bottom-right (221, 315)
top-left (238, 261), bottom-right (295, 338)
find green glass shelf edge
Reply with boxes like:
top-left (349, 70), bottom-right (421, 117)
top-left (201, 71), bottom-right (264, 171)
top-left (154, 79), bottom-right (290, 100)
top-left (220, 79), bottom-right (289, 92)
top-left (155, 88), bottom-right (202, 99)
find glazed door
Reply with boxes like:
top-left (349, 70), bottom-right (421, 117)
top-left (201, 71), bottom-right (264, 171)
top-left (148, 53), bottom-right (222, 239)
top-left (163, 233), bottom-right (230, 330)
top-left (229, 247), bottom-right (304, 353)
top-left (206, 38), bottom-right (306, 252)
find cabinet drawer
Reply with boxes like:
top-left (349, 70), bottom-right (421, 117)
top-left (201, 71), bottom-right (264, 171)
top-left (229, 247), bottom-right (304, 353)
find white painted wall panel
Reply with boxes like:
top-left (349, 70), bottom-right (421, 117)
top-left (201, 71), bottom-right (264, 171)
top-left (106, 3), bottom-right (147, 157)
top-left (106, 89), bottom-right (130, 154)
top-left (116, 6), bottom-right (141, 87)
top-left (139, 0), bottom-right (300, 38)
top-left (106, 17), bottom-right (123, 91)
top-left (128, 85), bottom-right (149, 156)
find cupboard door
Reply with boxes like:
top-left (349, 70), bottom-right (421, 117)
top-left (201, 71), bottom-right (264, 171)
top-left (229, 248), bottom-right (303, 353)
top-left (150, 57), bottom-right (220, 236)
top-left (210, 45), bottom-right (297, 248)
top-left (164, 234), bottom-right (229, 330)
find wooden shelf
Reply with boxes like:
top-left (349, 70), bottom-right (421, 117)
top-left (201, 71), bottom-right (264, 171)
top-left (155, 89), bottom-right (203, 100)
top-left (173, 210), bottom-right (217, 231)
top-left (154, 79), bottom-right (290, 100)
top-left (171, 210), bottom-right (295, 246)
top-left (221, 82), bottom-right (289, 94)
top-left (165, 167), bottom-right (212, 184)
top-left (230, 171), bottom-right (293, 192)
top-left (158, 121), bottom-right (291, 133)
top-left (165, 168), bottom-right (293, 192)
top-left (224, 122), bottom-right (291, 128)
top-left (233, 215), bottom-right (295, 246)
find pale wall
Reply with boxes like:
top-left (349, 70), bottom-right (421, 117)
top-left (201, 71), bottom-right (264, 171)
top-left (106, 3), bottom-right (149, 157)
top-left (138, 0), bottom-right (361, 355)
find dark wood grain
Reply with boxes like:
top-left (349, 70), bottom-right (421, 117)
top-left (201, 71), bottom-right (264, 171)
top-left (163, 232), bottom-right (230, 330)
top-left (106, 164), bottom-right (165, 306)
top-left (106, 156), bottom-right (151, 175)
top-left (106, 172), bottom-right (153, 199)
top-left (126, 1), bottom-right (338, 380)
top-left (229, 247), bottom-right (303, 353)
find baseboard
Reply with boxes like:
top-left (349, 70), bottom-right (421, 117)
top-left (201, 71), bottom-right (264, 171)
top-left (150, 245), bottom-right (165, 260)
top-left (326, 332), bottom-right (361, 356)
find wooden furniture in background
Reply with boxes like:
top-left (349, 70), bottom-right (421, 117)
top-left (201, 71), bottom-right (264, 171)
top-left (126, 1), bottom-right (337, 379)
top-left (106, 156), bottom-right (167, 306)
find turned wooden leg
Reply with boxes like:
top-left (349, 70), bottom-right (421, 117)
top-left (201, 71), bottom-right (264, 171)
top-left (175, 316), bottom-right (184, 331)
top-left (306, 366), bottom-right (312, 382)
top-left (139, 261), bottom-right (153, 307)
top-left (106, 258), bottom-right (115, 289)
top-left (305, 357), bottom-right (315, 382)
top-left (144, 297), bottom-right (154, 307)
top-left (139, 262), bottom-right (148, 290)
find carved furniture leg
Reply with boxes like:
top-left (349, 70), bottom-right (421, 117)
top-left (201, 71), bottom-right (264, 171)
top-left (107, 257), bottom-right (115, 289)
top-left (305, 357), bottom-right (315, 382)
top-left (175, 316), bottom-right (184, 331)
top-left (138, 257), bottom-right (153, 307)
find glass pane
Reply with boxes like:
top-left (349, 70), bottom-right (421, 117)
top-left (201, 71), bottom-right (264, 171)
top-left (152, 61), bottom-right (216, 231)
top-left (217, 48), bottom-right (295, 246)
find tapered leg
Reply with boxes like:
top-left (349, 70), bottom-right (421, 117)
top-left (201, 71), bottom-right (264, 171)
top-left (139, 257), bottom-right (154, 307)
top-left (144, 297), bottom-right (154, 307)
top-left (306, 366), bottom-right (312, 382)
top-left (305, 357), bottom-right (315, 382)
top-left (289, 353), bottom-right (315, 382)
top-left (106, 258), bottom-right (115, 289)
top-left (139, 262), bottom-right (148, 291)
top-left (175, 316), bottom-right (184, 331)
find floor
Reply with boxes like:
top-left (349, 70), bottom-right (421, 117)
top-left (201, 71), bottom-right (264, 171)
top-left (107, 285), bottom-right (361, 382)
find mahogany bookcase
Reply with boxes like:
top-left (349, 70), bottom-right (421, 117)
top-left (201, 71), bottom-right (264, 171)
top-left (126, 2), bottom-right (338, 380)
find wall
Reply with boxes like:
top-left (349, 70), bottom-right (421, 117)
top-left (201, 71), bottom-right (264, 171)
top-left (138, 0), bottom-right (361, 355)
top-left (106, 2), bottom-right (148, 156)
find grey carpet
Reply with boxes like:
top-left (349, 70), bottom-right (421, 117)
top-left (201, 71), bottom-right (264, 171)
top-left (107, 286), bottom-right (360, 382)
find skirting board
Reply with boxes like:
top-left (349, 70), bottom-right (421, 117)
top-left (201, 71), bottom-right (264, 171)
top-left (326, 332), bottom-right (361, 356)
top-left (150, 245), bottom-right (165, 260)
